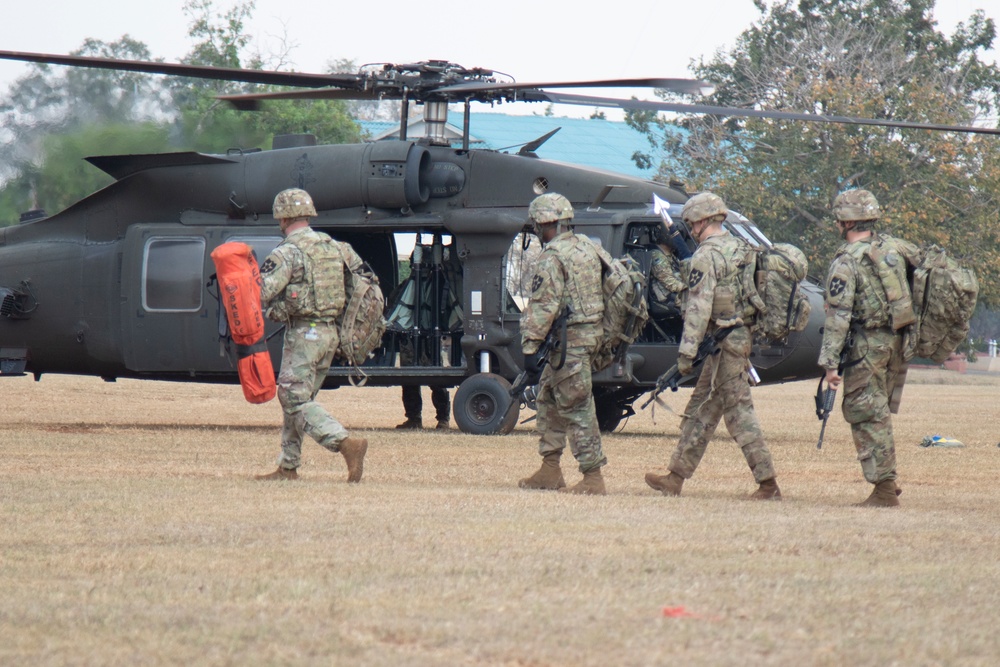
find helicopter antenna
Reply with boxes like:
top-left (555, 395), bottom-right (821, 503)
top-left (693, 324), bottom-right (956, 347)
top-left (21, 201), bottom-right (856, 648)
top-left (589, 185), bottom-right (627, 211)
top-left (515, 128), bottom-right (561, 157)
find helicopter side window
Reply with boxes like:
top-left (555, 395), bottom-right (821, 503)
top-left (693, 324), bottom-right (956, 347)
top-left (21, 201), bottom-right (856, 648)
top-left (142, 237), bottom-right (206, 312)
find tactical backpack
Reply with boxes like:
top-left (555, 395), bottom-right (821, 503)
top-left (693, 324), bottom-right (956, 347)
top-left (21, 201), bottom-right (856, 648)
top-left (335, 255), bottom-right (387, 368)
top-left (591, 247), bottom-right (649, 375)
top-left (750, 243), bottom-right (812, 342)
top-left (911, 245), bottom-right (978, 363)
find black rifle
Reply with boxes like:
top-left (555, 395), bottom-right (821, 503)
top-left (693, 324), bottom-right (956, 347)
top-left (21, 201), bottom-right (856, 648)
top-left (509, 306), bottom-right (570, 401)
top-left (815, 324), bottom-right (858, 450)
top-left (814, 378), bottom-right (836, 450)
top-left (640, 325), bottom-right (737, 410)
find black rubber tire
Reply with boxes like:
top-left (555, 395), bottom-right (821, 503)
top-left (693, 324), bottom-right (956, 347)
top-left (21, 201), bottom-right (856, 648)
top-left (596, 401), bottom-right (625, 433)
top-left (453, 373), bottom-right (519, 435)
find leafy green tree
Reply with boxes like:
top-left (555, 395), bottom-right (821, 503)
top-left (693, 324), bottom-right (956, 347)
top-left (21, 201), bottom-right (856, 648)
top-left (0, 0), bottom-right (361, 223)
top-left (172, 0), bottom-right (361, 150)
top-left (630, 0), bottom-right (1000, 304)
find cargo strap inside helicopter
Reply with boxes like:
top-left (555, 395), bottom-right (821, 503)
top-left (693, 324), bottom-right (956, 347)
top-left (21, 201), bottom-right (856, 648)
top-left (384, 234), bottom-right (464, 372)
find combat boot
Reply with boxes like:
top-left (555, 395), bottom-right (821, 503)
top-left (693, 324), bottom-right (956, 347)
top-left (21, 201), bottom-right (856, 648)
top-left (254, 467), bottom-right (298, 481)
top-left (339, 437), bottom-right (368, 483)
top-left (435, 420), bottom-right (450, 430)
top-left (518, 453), bottom-right (566, 490)
top-left (645, 471), bottom-right (684, 496)
top-left (560, 468), bottom-right (607, 495)
top-left (749, 478), bottom-right (782, 500)
top-left (395, 418), bottom-right (423, 429)
top-left (855, 480), bottom-right (900, 508)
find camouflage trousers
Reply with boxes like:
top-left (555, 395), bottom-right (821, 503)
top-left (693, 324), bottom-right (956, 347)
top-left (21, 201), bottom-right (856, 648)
top-left (536, 340), bottom-right (606, 473)
top-left (669, 326), bottom-right (776, 483)
top-left (275, 320), bottom-right (349, 470)
top-left (841, 328), bottom-right (902, 484)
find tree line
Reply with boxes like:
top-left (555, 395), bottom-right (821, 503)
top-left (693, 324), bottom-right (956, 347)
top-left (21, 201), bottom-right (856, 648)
top-left (1, 0), bottom-right (998, 317)
top-left (629, 0), bottom-right (1000, 308)
top-left (0, 0), bottom-right (362, 225)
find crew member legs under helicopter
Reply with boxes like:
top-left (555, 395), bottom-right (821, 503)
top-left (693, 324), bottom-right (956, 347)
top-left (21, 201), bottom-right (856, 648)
top-left (395, 337), bottom-right (450, 429)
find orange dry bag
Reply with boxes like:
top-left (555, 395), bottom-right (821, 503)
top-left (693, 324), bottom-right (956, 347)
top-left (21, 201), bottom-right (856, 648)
top-left (210, 242), bottom-right (276, 403)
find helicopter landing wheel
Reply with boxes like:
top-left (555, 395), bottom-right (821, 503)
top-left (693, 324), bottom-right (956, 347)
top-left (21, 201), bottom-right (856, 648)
top-left (453, 373), bottom-right (519, 435)
top-left (595, 403), bottom-right (626, 433)
top-left (594, 393), bottom-right (637, 433)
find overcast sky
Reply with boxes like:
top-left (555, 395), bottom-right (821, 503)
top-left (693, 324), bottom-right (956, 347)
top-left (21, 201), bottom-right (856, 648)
top-left (0, 0), bottom-right (995, 119)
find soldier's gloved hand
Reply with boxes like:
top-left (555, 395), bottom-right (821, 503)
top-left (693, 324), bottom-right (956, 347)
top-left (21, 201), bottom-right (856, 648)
top-left (523, 350), bottom-right (545, 384)
top-left (677, 354), bottom-right (695, 376)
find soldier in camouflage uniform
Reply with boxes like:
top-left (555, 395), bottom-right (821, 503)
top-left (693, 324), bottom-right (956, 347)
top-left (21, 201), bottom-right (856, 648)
top-left (254, 188), bottom-right (369, 483)
top-left (645, 192), bottom-right (781, 500)
top-left (819, 189), bottom-right (921, 508)
top-left (517, 193), bottom-right (608, 495)
top-left (649, 246), bottom-right (685, 304)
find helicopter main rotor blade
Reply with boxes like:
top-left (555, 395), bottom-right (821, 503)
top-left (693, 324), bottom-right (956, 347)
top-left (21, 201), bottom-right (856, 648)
top-left (218, 88), bottom-right (387, 110)
top-left (533, 91), bottom-right (1000, 136)
top-left (216, 79), bottom-right (715, 110)
top-left (435, 77), bottom-right (715, 97)
top-left (0, 49), bottom-right (363, 89)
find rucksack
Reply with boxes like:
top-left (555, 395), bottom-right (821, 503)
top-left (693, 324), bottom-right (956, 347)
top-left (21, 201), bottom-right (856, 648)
top-left (335, 257), bottom-right (387, 368)
top-left (750, 243), bottom-right (812, 342)
top-left (911, 245), bottom-right (978, 363)
top-left (591, 246), bottom-right (649, 376)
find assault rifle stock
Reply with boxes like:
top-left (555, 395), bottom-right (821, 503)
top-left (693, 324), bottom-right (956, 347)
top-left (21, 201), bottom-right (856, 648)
top-left (640, 326), bottom-right (737, 410)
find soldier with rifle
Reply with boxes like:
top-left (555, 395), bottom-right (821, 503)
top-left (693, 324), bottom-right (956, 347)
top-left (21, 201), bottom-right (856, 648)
top-left (517, 193), bottom-right (608, 495)
top-left (644, 193), bottom-right (781, 500)
top-left (819, 190), bottom-right (921, 508)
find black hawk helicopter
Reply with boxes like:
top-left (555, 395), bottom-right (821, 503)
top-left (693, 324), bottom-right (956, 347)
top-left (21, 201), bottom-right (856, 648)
top-left (0, 50), bottom-right (996, 434)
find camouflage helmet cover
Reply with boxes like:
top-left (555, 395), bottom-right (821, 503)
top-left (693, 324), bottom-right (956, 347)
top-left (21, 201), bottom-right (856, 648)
top-left (681, 192), bottom-right (728, 224)
top-left (528, 192), bottom-right (574, 224)
top-left (832, 189), bottom-right (880, 222)
top-left (273, 188), bottom-right (317, 219)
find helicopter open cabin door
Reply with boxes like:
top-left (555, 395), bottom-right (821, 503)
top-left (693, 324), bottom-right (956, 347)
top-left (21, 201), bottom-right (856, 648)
top-left (120, 223), bottom-right (247, 377)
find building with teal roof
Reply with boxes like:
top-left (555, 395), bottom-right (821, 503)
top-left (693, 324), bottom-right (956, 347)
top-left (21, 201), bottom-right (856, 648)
top-left (359, 112), bottom-right (667, 179)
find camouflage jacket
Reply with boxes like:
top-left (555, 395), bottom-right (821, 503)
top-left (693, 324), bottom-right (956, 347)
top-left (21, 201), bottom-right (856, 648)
top-left (649, 248), bottom-right (685, 302)
top-left (678, 231), bottom-right (755, 360)
top-left (818, 232), bottom-right (921, 369)
top-left (260, 227), bottom-right (364, 322)
top-left (521, 230), bottom-right (603, 354)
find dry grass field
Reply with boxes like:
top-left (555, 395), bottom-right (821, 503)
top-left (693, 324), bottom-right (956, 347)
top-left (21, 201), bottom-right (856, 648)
top-left (2, 368), bottom-right (999, 666)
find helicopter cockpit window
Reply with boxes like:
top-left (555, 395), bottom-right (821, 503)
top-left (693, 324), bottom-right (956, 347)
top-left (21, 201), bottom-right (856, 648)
top-left (504, 232), bottom-right (542, 313)
top-left (726, 214), bottom-right (772, 249)
top-left (142, 237), bottom-right (206, 312)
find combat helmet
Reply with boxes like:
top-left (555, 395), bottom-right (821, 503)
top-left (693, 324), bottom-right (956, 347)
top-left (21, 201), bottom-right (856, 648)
top-left (832, 189), bottom-right (880, 222)
top-left (681, 192), bottom-right (728, 224)
top-left (273, 188), bottom-right (317, 219)
top-left (529, 192), bottom-right (574, 225)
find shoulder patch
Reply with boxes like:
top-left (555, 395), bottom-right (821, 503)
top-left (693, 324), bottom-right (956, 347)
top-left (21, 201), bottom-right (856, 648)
top-left (688, 268), bottom-right (704, 289)
top-left (828, 276), bottom-right (846, 298)
top-left (260, 257), bottom-right (278, 274)
top-left (531, 274), bottom-right (544, 293)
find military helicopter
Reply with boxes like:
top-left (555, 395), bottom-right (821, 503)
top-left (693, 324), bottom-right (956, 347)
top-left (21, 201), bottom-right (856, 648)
top-left (0, 50), bottom-right (996, 434)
